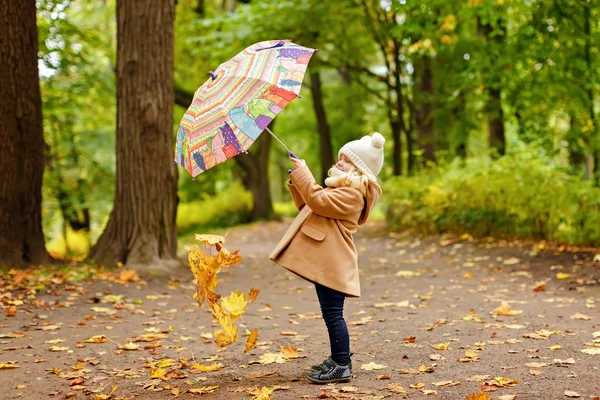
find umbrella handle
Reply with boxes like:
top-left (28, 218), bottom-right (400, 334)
top-left (264, 127), bottom-right (294, 156)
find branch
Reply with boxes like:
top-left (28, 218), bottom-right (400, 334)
top-left (354, 74), bottom-right (386, 101)
top-left (358, 0), bottom-right (394, 83)
top-left (174, 85), bottom-right (194, 108)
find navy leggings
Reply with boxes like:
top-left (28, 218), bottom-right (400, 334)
top-left (315, 283), bottom-right (351, 365)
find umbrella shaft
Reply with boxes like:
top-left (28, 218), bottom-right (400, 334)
top-left (265, 127), bottom-right (293, 155)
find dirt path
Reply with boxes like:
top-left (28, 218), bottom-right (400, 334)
top-left (1, 220), bottom-right (600, 400)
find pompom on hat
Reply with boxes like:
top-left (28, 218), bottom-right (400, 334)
top-left (339, 132), bottom-right (385, 178)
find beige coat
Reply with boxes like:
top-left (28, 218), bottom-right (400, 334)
top-left (269, 165), bottom-right (381, 297)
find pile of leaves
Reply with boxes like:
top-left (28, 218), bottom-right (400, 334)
top-left (189, 234), bottom-right (260, 349)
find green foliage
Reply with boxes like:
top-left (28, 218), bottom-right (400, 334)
top-left (176, 182), bottom-right (252, 236)
top-left (383, 145), bottom-right (600, 245)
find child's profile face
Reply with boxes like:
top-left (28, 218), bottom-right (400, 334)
top-left (336, 154), bottom-right (354, 173)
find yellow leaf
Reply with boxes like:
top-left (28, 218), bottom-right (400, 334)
top-left (377, 375), bottom-right (390, 380)
top-left (84, 335), bottom-right (108, 343)
top-left (556, 273), bottom-right (571, 280)
top-left (244, 329), bottom-right (259, 353)
top-left (433, 342), bottom-right (451, 350)
top-left (570, 313), bottom-right (592, 320)
top-left (189, 385), bottom-right (219, 394)
top-left (258, 352), bottom-right (286, 364)
top-left (150, 368), bottom-right (166, 379)
top-left (281, 345), bottom-right (301, 359)
top-left (48, 346), bottom-right (69, 352)
top-left (249, 288), bottom-right (260, 303)
top-left (118, 269), bottom-right (140, 283)
top-left (194, 234), bottom-right (225, 245)
top-left (0, 363), bottom-right (19, 369)
top-left (492, 301), bottom-right (523, 316)
top-left (410, 382), bottom-right (425, 389)
top-left (171, 387), bottom-right (180, 396)
top-left (487, 376), bottom-right (519, 387)
top-left (360, 362), bottom-right (387, 371)
top-left (432, 381), bottom-right (461, 387)
top-left (91, 386), bottom-right (118, 400)
top-left (549, 345), bottom-right (562, 350)
top-left (221, 291), bottom-right (247, 320)
top-left (466, 390), bottom-right (491, 400)
top-left (44, 339), bottom-right (64, 344)
top-left (191, 362), bottom-right (224, 372)
top-left (465, 350), bottom-right (479, 358)
top-left (120, 342), bottom-right (139, 351)
top-left (386, 383), bottom-right (407, 393)
top-left (248, 386), bottom-right (274, 400)
top-left (580, 348), bottom-right (600, 355)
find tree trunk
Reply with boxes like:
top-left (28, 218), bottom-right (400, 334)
top-left (310, 72), bottom-right (335, 185)
top-left (486, 87), bottom-right (506, 156)
top-left (583, 1), bottom-right (598, 183)
top-left (89, 0), bottom-right (178, 270)
top-left (415, 57), bottom-right (436, 164)
top-left (390, 119), bottom-right (402, 176)
top-left (0, 0), bottom-right (49, 267)
top-left (234, 122), bottom-right (275, 221)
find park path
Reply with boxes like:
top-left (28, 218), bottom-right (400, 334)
top-left (1, 220), bottom-right (599, 400)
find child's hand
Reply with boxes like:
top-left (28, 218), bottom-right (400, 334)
top-left (289, 154), bottom-right (306, 170)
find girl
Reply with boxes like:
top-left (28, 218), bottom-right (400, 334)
top-left (269, 132), bottom-right (385, 384)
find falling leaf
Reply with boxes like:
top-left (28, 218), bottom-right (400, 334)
top-left (189, 385), bottom-right (220, 394)
top-left (564, 391), bottom-right (581, 398)
top-left (249, 288), bottom-right (260, 303)
top-left (221, 291), bottom-right (248, 319)
top-left (433, 342), bottom-right (451, 350)
top-left (91, 386), bottom-right (118, 400)
top-left (245, 329), bottom-right (258, 353)
top-left (580, 348), bottom-right (600, 355)
top-left (360, 362), bottom-right (387, 371)
top-left (191, 363), bottom-right (224, 372)
top-left (386, 383), bottom-right (407, 394)
top-left (194, 234), bottom-right (225, 245)
top-left (570, 313), bottom-right (592, 320)
top-left (466, 390), bottom-right (491, 400)
top-left (281, 345), bottom-right (301, 359)
top-left (0, 363), bottom-right (18, 369)
top-left (556, 273), bottom-right (571, 280)
top-left (248, 386), bottom-right (274, 400)
top-left (84, 335), bottom-right (108, 343)
top-left (492, 301), bottom-right (523, 316)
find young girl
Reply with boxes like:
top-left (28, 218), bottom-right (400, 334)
top-left (269, 132), bottom-right (385, 384)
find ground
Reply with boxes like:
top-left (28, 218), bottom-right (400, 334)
top-left (1, 220), bottom-right (600, 400)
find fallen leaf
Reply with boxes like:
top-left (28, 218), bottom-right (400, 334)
top-left (376, 375), bottom-right (390, 380)
top-left (91, 307), bottom-right (116, 315)
top-left (258, 352), bottom-right (286, 365)
top-left (150, 368), bottom-right (166, 379)
top-left (281, 345), bottom-right (301, 359)
top-left (48, 346), bottom-right (69, 352)
top-left (0, 363), bottom-right (18, 369)
top-left (191, 362), bottom-right (224, 372)
top-left (386, 383), bottom-right (407, 394)
top-left (361, 362), bottom-right (387, 371)
top-left (189, 385), bottom-right (220, 394)
top-left (340, 386), bottom-right (358, 393)
top-left (279, 331), bottom-right (298, 336)
top-left (486, 377), bottom-right (519, 387)
top-left (118, 269), bottom-right (140, 283)
top-left (556, 273), bottom-right (571, 280)
top-left (432, 381), bottom-right (460, 387)
top-left (410, 382), bottom-right (425, 389)
top-left (570, 313), bottom-right (592, 321)
top-left (564, 391), bottom-right (581, 398)
top-left (249, 288), bottom-right (260, 303)
top-left (44, 339), bottom-right (64, 344)
top-left (580, 348), bottom-right (600, 355)
top-left (466, 389), bottom-right (491, 400)
top-left (533, 282), bottom-right (547, 292)
top-left (91, 386), bottom-right (118, 400)
top-left (374, 301), bottom-right (409, 308)
top-left (6, 306), bottom-right (16, 317)
top-left (120, 342), bottom-right (139, 351)
top-left (492, 301), bottom-right (523, 316)
top-left (395, 270), bottom-right (420, 278)
top-left (248, 386), bottom-right (274, 400)
top-left (422, 389), bottom-right (438, 395)
top-left (549, 345), bottom-right (562, 350)
top-left (433, 342), bottom-right (451, 350)
top-left (84, 335), bottom-right (108, 344)
top-left (245, 329), bottom-right (258, 353)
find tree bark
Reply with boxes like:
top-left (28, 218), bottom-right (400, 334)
top-left (415, 57), bottom-right (436, 164)
top-left (309, 72), bottom-right (335, 185)
top-left (89, 0), bottom-right (178, 270)
top-left (478, 17), bottom-right (507, 157)
top-left (0, 0), bottom-right (50, 267)
top-left (234, 122), bottom-right (275, 221)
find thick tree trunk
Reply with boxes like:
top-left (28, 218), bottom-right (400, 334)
top-left (415, 57), bottom-right (436, 164)
top-left (310, 72), bottom-right (335, 185)
top-left (0, 0), bottom-right (49, 267)
top-left (89, 0), bottom-right (178, 270)
top-left (235, 123), bottom-right (275, 221)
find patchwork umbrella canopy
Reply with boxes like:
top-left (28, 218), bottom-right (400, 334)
top-left (175, 40), bottom-right (316, 177)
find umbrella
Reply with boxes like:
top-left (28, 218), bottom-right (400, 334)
top-left (175, 39), bottom-right (316, 177)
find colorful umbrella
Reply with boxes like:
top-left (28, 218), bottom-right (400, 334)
top-left (175, 39), bottom-right (316, 177)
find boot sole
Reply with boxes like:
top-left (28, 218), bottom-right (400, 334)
top-left (307, 375), bottom-right (351, 384)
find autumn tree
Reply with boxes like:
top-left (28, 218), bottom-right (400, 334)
top-left (0, 0), bottom-right (50, 266)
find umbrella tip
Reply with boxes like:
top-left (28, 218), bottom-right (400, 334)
top-left (209, 71), bottom-right (218, 80)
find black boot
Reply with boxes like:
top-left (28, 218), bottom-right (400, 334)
top-left (311, 355), bottom-right (352, 372)
top-left (307, 358), bottom-right (351, 384)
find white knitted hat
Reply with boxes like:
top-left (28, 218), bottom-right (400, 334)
top-left (339, 132), bottom-right (385, 178)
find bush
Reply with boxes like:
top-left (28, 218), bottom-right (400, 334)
top-left (177, 181), bottom-right (252, 235)
top-left (382, 148), bottom-right (600, 245)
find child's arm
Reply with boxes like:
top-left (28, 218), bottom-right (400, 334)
top-left (289, 165), bottom-right (362, 220)
top-left (287, 179), bottom-right (306, 211)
